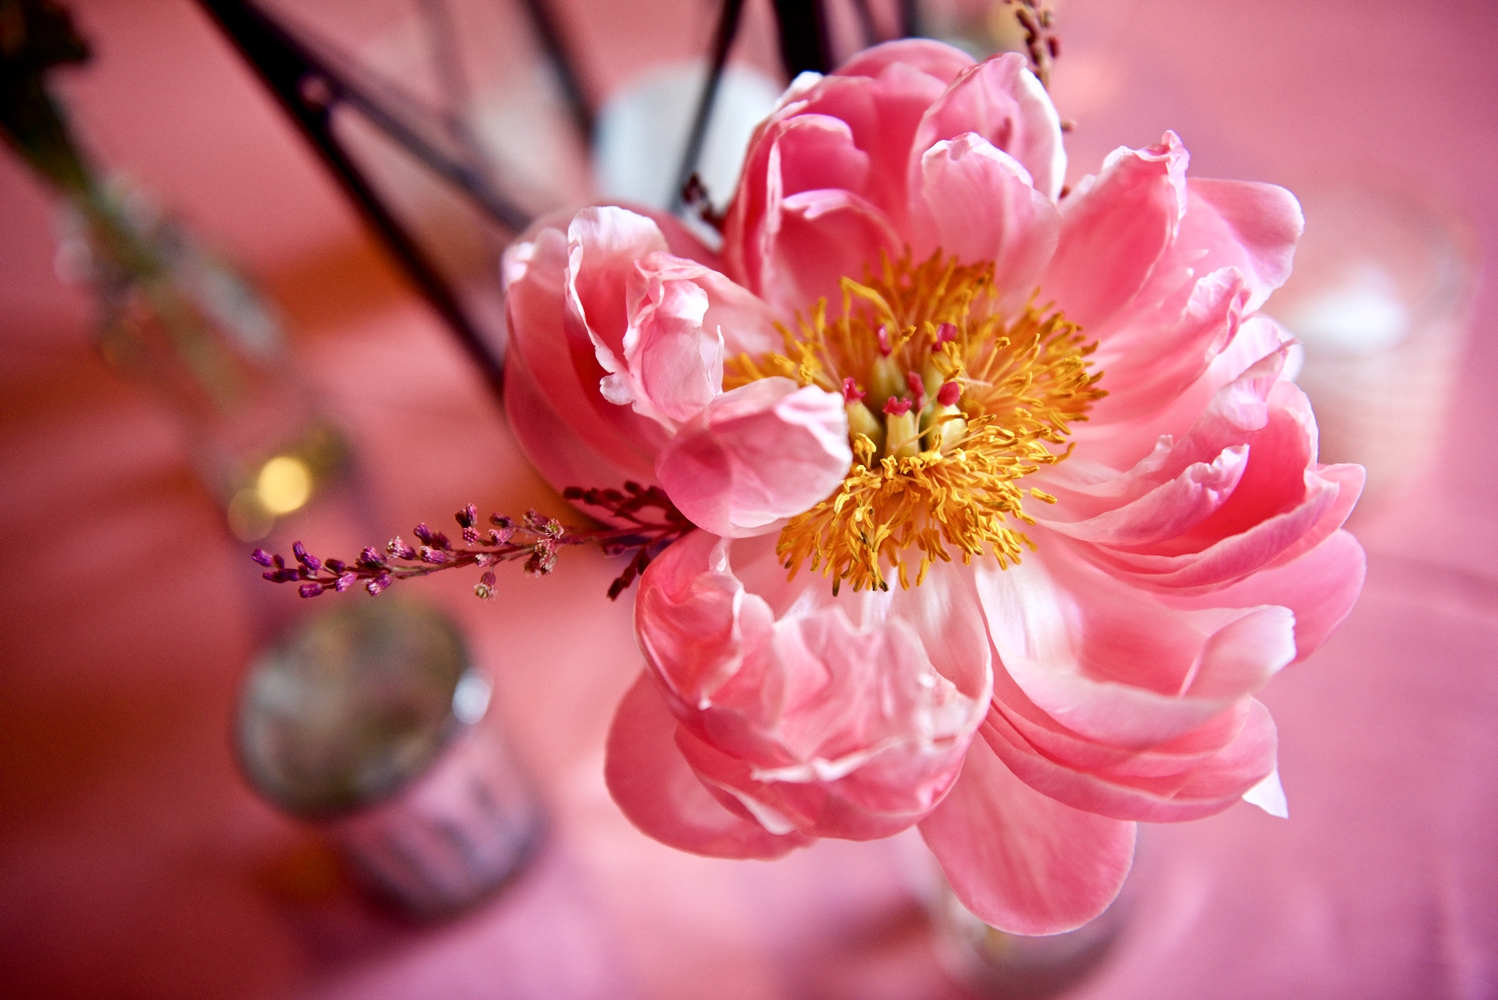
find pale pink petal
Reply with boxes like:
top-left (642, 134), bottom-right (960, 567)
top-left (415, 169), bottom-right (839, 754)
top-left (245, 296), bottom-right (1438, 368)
top-left (910, 52), bottom-right (1066, 201)
top-left (1042, 132), bottom-right (1189, 328)
top-left (621, 264), bottom-right (720, 425)
top-left (503, 333), bottom-right (653, 497)
top-left (913, 134), bottom-right (1059, 296)
top-left (634, 531), bottom-right (776, 708)
top-left (981, 696), bottom-right (1279, 822)
top-left (566, 206), bottom-right (669, 367)
top-left (1085, 268), bottom-right (1251, 426)
top-left (976, 549), bottom-right (1296, 746)
top-left (919, 736), bottom-right (1136, 935)
top-left (835, 38), bottom-right (977, 86)
top-left (605, 670), bottom-right (810, 859)
top-left (655, 378), bottom-right (851, 537)
top-left (1165, 529), bottom-right (1367, 662)
top-left (1179, 178), bottom-right (1303, 313)
top-left (758, 187), bottom-right (903, 318)
top-left (503, 222), bottom-right (665, 483)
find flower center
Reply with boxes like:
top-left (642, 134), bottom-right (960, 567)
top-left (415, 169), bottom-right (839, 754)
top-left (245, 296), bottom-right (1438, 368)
top-left (724, 251), bottom-right (1105, 593)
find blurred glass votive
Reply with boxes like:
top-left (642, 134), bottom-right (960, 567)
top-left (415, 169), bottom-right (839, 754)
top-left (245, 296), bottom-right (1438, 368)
top-left (236, 601), bottom-right (543, 916)
top-left (928, 871), bottom-right (1131, 998)
top-left (1267, 180), bottom-right (1478, 501)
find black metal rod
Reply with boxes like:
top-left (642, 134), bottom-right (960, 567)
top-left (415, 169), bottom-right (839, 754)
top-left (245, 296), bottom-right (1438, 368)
top-left (196, 0), bottom-right (508, 404)
top-left (669, 0), bottom-right (746, 215)
top-left (515, 0), bottom-right (594, 139)
top-left (771, 0), bottom-right (831, 76)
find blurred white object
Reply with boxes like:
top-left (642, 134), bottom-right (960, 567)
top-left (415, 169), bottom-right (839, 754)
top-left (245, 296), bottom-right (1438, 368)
top-left (594, 61), bottom-right (782, 212)
top-left (1268, 181), bottom-right (1478, 501)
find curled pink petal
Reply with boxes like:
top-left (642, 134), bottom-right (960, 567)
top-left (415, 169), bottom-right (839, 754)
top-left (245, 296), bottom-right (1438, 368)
top-left (605, 670), bottom-right (810, 859)
top-left (913, 133), bottom-right (1059, 293)
top-left (919, 734), bottom-right (1136, 935)
top-left (910, 51), bottom-right (1067, 201)
top-left (1043, 131), bottom-right (1189, 328)
top-left (655, 378), bottom-right (851, 537)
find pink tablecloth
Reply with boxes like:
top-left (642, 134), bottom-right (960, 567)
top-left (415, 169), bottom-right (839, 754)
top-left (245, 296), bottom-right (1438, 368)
top-left (2, 1), bottom-right (1496, 998)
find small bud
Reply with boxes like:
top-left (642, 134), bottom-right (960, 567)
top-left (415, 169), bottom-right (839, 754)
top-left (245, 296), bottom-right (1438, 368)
top-left (334, 572), bottom-right (357, 592)
top-left (841, 376), bottom-right (865, 404)
top-left (366, 571), bottom-right (392, 596)
top-left (325, 558), bottom-right (346, 573)
top-left (251, 549), bottom-right (274, 567)
top-left (387, 537), bottom-right (416, 560)
top-left (413, 523), bottom-right (434, 543)
top-left (480, 571), bottom-right (497, 587)
top-left (292, 541), bottom-right (320, 571)
top-left (359, 546), bottom-right (385, 568)
top-left (937, 380), bottom-right (961, 406)
top-left (299, 583), bottom-right (325, 598)
top-left (419, 546), bottom-right (447, 564)
top-left (487, 527), bottom-right (513, 546)
top-left (457, 503), bottom-right (478, 529)
top-left (489, 513), bottom-right (513, 528)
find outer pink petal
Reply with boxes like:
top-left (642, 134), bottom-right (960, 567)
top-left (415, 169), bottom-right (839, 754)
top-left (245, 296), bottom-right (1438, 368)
top-left (981, 697), bottom-right (1278, 822)
top-left (909, 52), bottom-right (1066, 201)
top-left (919, 735), bottom-right (1136, 935)
top-left (503, 223), bottom-right (663, 484)
top-left (976, 550), bottom-right (1296, 747)
top-left (655, 378), bottom-right (851, 537)
top-left (1179, 178), bottom-right (1303, 314)
top-left (1165, 529), bottom-right (1367, 663)
top-left (913, 134), bottom-right (1059, 296)
top-left (835, 38), bottom-right (977, 86)
top-left (1042, 132), bottom-right (1188, 328)
top-left (605, 670), bottom-right (810, 859)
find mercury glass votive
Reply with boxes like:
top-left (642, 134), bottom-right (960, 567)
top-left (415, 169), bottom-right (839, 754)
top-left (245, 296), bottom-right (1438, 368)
top-left (236, 600), bottom-right (543, 916)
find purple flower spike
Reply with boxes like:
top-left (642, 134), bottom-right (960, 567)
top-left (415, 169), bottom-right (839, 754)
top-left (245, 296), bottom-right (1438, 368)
top-left (251, 549), bottom-right (274, 567)
top-left (334, 572), bottom-right (358, 592)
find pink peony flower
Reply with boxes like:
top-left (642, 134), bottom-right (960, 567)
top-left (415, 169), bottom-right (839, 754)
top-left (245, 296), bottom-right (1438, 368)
top-left (502, 39), bottom-right (1365, 935)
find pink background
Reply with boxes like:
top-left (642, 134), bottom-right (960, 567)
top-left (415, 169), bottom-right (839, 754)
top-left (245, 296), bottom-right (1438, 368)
top-left (2, 1), bottom-right (1496, 997)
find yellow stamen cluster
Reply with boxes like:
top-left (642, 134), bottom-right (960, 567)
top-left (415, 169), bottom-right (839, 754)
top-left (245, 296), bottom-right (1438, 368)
top-left (725, 250), bottom-right (1105, 593)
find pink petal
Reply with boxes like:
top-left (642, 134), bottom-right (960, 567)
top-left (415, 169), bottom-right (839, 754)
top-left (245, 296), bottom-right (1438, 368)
top-left (503, 222), bottom-right (665, 484)
top-left (1165, 529), bottom-right (1367, 663)
top-left (919, 735), bottom-right (1136, 935)
top-left (835, 38), bottom-right (977, 87)
top-left (760, 187), bottom-right (903, 318)
top-left (503, 333), bottom-right (654, 497)
top-left (605, 670), bottom-right (810, 859)
top-left (655, 378), bottom-right (852, 537)
top-left (976, 549), bottom-right (1296, 746)
top-left (1179, 178), bottom-right (1303, 313)
top-left (1085, 267), bottom-right (1251, 426)
top-left (621, 266), bottom-right (719, 424)
top-left (634, 530), bottom-right (777, 709)
top-left (1042, 132), bottom-right (1189, 328)
top-left (981, 696), bottom-right (1279, 822)
top-left (566, 206), bottom-right (669, 368)
top-left (913, 134), bottom-right (1059, 296)
top-left (910, 52), bottom-right (1066, 202)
